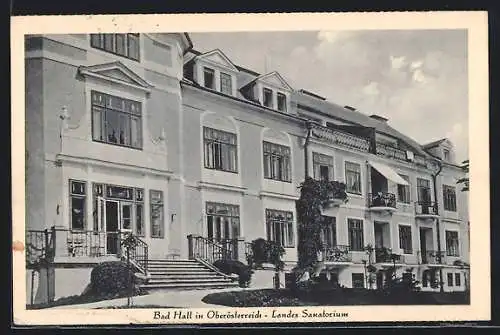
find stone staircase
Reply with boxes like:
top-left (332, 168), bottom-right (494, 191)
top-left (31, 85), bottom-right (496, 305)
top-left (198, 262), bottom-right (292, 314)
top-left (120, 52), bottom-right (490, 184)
top-left (139, 259), bottom-right (239, 291)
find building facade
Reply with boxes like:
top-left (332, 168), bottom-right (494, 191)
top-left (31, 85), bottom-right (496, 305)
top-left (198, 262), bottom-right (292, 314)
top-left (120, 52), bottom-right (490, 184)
top-left (25, 33), bottom-right (470, 300)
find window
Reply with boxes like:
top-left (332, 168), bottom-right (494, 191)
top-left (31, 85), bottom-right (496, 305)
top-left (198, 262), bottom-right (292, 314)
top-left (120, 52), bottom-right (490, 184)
top-left (397, 174), bottom-right (411, 203)
top-left (417, 178), bottom-right (432, 204)
top-left (446, 230), bottom-right (460, 256)
top-left (203, 67), bottom-right (215, 89)
top-left (90, 33), bottom-right (140, 61)
top-left (263, 141), bottom-right (291, 182)
top-left (203, 127), bottom-right (238, 173)
top-left (352, 273), bottom-right (365, 288)
top-left (91, 91), bottom-right (142, 149)
top-left (263, 88), bottom-right (273, 108)
top-left (399, 225), bottom-right (413, 254)
top-left (443, 149), bottom-right (450, 161)
top-left (348, 218), bottom-right (364, 251)
top-left (135, 189), bottom-right (144, 236)
top-left (277, 93), bottom-right (287, 112)
top-left (266, 209), bottom-right (294, 248)
top-left (443, 185), bottom-right (457, 212)
top-left (455, 273), bottom-right (461, 286)
top-left (345, 162), bottom-right (362, 194)
top-left (206, 202), bottom-right (240, 242)
top-left (220, 72), bottom-right (232, 95)
top-left (447, 273), bottom-right (454, 287)
top-left (69, 180), bottom-right (86, 230)
top-left (422, 270), bottom-right (430, 287)
top-left (150, 190), bottom-right (164, 238)
top-left (313, 152), bottom-right (334, 181)
top-left (321, 216), bottom-right (337, 248)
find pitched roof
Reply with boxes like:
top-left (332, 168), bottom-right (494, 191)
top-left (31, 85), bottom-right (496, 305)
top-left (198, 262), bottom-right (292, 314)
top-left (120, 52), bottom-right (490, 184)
top-left (422, 138), bottom-right (447, 149)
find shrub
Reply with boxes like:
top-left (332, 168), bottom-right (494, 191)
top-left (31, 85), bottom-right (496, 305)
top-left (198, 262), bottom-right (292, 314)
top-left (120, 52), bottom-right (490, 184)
top-left (213, 259), bottom-right (254, 288)
top-left (248, 238), bottom-right (286, 271)
top-left (90, 261), bottom-right (139, 298)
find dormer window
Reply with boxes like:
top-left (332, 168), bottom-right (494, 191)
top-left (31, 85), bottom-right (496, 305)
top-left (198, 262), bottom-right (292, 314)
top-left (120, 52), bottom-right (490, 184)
top-left (203, 67), bottom-right (216, 89)
top-left (220, 72), bottom-right (232, 95)
top-left (263, 88), bottom-right (274, 108)
top-left (443, 148), bottom-right (450, 161)
top-left (277, 93), bottom-right (287, 112)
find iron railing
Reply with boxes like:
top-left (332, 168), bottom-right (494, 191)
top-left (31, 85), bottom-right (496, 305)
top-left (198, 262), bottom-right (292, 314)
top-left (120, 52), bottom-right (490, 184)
top-left (415, 201), bottom-right (438, 216)
top-left (374, 247), bottom-right (404, 264)
top-left (323, 245), bottom-right (352, 262)
top-left (120, 232), bottom-right (149, 275)
top-left (368, 192), bottom-right (397, 208)
top-left (419, 250), bottom-right (445, 264)
top-left (26, 229), bottom-right (54, 267)
top-left (375, 142), bottom-right (428, 167)
top-left (187, 235), bottom-right (237, 264)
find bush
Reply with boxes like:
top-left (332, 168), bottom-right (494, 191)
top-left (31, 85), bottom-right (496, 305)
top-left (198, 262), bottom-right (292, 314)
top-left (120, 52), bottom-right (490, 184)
top-left (248, 238), bottom-right (285, 271)
top-left (90, 261), bottom-right (139, 298)
top-left (213, 259), bottom-right (253, 288)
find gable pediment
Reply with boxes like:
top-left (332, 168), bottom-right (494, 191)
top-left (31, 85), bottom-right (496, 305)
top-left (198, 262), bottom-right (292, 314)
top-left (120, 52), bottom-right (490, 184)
top-left (78, 61), bottom-right (153, 93)
top-left (258, 71), bottom-right (293, 91)
top-left (197, 49), bottom-right (239, 72)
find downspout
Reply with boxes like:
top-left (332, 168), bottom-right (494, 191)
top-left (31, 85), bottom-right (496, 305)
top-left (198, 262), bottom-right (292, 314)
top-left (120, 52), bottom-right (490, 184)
top-left (304, 121), bottom-right (314, 179)
top-left (431, 159), bottom-right (444, 292)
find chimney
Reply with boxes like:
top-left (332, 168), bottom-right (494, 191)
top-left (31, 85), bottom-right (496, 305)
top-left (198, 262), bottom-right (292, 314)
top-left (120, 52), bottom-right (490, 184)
top-left (369, 114), bottom-right (389, 123)
top-left (344, 105), bottom-right (356, 111)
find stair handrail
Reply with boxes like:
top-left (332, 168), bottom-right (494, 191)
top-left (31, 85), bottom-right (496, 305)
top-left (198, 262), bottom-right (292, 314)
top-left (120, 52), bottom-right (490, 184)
top-left (194, 257), bottom-right (237, 281)
top-left (120, 232), bottom-right (149, 276)
top-left (188, 235), bottom-right (235, 264)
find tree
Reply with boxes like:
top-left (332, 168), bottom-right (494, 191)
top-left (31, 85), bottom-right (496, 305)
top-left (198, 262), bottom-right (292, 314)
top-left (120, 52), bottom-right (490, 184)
top-left (121, 233), bottom-right (139, 308)
top-left (456, 159), bottom-right (469, 192)
top-left (295, 177), bottom-right (348, 275)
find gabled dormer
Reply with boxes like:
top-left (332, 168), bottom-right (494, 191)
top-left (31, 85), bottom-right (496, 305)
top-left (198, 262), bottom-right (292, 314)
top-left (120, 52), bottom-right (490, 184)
top-left (423, 138), bottom-right (456, 164)
top-left (191, 49), bottom-right (239, 97)
top-left (241, 71), bottom-right (293, 113)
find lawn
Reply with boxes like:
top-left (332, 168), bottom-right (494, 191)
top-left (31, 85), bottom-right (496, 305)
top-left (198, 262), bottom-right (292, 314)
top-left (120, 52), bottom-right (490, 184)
top-left (202, 288), bottom-right (470, 307)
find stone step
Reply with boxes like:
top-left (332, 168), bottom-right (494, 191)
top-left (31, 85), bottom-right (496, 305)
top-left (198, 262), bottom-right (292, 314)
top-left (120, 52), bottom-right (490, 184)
top-left (146, 259), bottom-right (195, 264)
top-left (147, 264), bottom-right (207, 269)
top-left (140, 281), bottom-right (239, 291)
top-left (148, 274), bottom-right (228, 281)
top-left (149, 271), bottom-right (221, 276)
top-left (147, 277), bottom-right (234, 284)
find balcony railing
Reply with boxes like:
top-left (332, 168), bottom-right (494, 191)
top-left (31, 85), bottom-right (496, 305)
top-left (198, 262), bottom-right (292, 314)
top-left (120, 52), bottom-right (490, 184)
top-left (311, 124), bottom-right (371, 152)
top-left (323, 245), bottom-right (352, 263)
top-left (419, 250), bottom-right (445, 265)
top-left (415, 201), bottom-right (438, 216)
top-left (26, 227), bottom-right (149, 275)
top-left (368, 192), bottom-right (397, 209)
top-left (374, 247), bottom-right (404, 264)
top-left (375, 142), bottom-right (428, 167)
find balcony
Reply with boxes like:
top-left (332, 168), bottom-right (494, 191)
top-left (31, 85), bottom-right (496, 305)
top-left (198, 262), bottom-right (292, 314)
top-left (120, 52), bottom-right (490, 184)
top-left (375, 142), bottom-right (428, 167)
top-left (415, 201), bottom-right (439, 219)
top-left (322, 245), bottom-right (352, 264)
top-left (419, 250), bottom-right (445, 266)
top-left (310, 124), bottom-right (371, 153)
top-left (368, 192), bottom-right (397, 213)
top-left (374, 247), bottom-right (405, 266)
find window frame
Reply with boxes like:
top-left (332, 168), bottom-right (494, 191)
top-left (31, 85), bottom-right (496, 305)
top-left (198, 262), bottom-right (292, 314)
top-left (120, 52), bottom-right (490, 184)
top-left (447, 273), bottom-right (454, 287)
top-left (345, 161), bottom-right (362, 195)
top-left (445, 230), bottom-right (460, 256)
top-left (348, 218), bottom-right (364, 251)
top-left (443, 184), bottom-right (457, 212)
top-left (398, 225), bottom-right (413, 254)
top-left (455, 273), bottom-right (461, 286)
top-left (69, 180), bottom-right (87, 231)
top-left (417, 178), bottom-right (432, 203)
top-left (321, 216), bottom-right (337, 248)
top-left (206, 202), bottom-right (240, 242)
top-left (91, 90), bottom-right (143, 150)
top-left (263, 141), bottom-right (292, 183)
top-left (313, 152), bottom-right (334, 181)
top-left (219, 72), bottom-right (233, 95)
top-left (90, 33), bottom-right (140, 61)
top-left (203, 126), bottom-right (238, 173)
top-left (277, 92), bottom-right (287, 112)
top-left (265, 209), bottom-right (295, 248)
top-left (397, 174), bottom-right (411, 204)
top-left (203, 67), bottom-right (216, 90)
top-left (150, 190), bottom-right (165, 239)
top-left (263, 87), bottom-right (274, 108)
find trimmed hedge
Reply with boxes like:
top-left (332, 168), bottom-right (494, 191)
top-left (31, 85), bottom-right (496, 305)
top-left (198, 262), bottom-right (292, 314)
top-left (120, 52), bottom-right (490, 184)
top-left (90, 261), bottom-right (141, 298)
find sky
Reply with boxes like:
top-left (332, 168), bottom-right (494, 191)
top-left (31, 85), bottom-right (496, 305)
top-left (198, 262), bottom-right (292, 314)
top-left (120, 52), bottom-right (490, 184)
top-left (189, 30), bottom-right (469, 163)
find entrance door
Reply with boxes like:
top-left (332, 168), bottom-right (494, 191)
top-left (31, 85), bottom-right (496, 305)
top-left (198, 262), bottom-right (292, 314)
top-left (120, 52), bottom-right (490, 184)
top-left (106, 200), bottom-right (120, 255)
